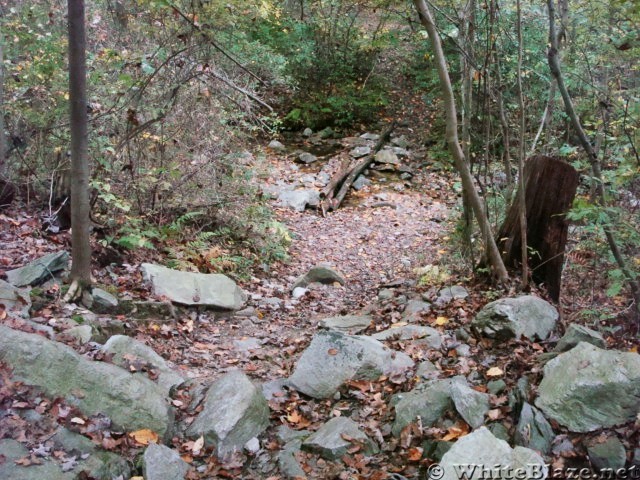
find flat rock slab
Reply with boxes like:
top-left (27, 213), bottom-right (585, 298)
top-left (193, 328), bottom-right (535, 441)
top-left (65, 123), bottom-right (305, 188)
top-left (554, 323), bottom-right (606, 352)
top-left (0, 279), bottom-right (31, 317)
top-left (372, 324), bottom-right (442, 348)
top-left (0, 326), bottom-right (172, 438)
top-left (433, 427), bottom-right (546, 480)
top-left (141, 263), bottom-right (246, 310)
top-left (472, 295), bottom-right (558, 341)
top-left (289, 330), bottom-right (414, 399)
top-left (187, 370), bottom-right (270, 457)
top-left (297, 152), bottom-right (318, 164)
top-left (292, 264), bottom-right (346, 290)
top-left (374, 149), bottom-right (399, 165)
top-left (102, 335), bottom-right (184, 394)
top-left (302, 417), bottom-right (378, 460)
top-left (319, 315), bottom-right (372, 334)
top-left (143, 443), bottom-right (190, 480)
top-left (350, 146), bottom-right (371, 158)
top-left (535, 342), bottom-right (640, 432)
top-left (6, 251), bottom-right (69, 287)
top-left (436, 286), bottom-right (469, 305)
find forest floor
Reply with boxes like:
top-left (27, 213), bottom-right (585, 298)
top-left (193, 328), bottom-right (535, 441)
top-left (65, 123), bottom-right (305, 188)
top-left (1, 119), bottom-right (638, 478)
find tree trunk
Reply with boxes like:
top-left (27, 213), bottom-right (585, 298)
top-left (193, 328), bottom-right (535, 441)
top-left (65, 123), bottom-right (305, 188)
top-left (413, 0), bottom-right (508, 283)
top-left (497, 156), bottom-right (578, 301)
top-left (515, 0), bottom-right (528, 288)
top-left (68, 0), bottom-right (92, 288)
top-left (547, 0), bottom-right (640, 314)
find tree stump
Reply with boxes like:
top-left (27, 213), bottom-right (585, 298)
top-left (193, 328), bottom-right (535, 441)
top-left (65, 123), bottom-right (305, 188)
top-left (497, 155), bottom-right (579, 300)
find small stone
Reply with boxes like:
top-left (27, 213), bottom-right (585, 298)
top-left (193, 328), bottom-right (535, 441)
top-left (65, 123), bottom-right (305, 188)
top-left (374, 149), bottom-right (399, 165)
top-left (360, 132), bottom-right (379, 141)
top-left (391, 135), bottom-right (409, 148)
top-left (292, 264), bottom-right (345, 290)
top-left (143, 443), bottom-right (189, 480)
top-left (319, 315), bottom-right (372, 334)
top-left (297, 152), bottom-right (318, 164)
top-left (487, 379), bottom-right (507, 395)
top-left (302, 128), bottom-right (313, 137)
top-left (352, 175), bottom-right (371, 190)
top-left (268, 140), bottom-right (286, 152)
top-left (319, 127), bottom-right (335, 139)
top-left (244, 437), bottom-right (261, 454)
top-left (587, 436), bottom-right (627, 470)
top-left (554, 323), bottom-right (606, 352)
top-left (0, 279), bottom-right (31, 318)
top-left (350, 146), bottom-right (371, 158)
top-left (65, 325), bottom-right (93, 344)
top-left (292, 287), bottom-right (308, 299)
top-left (302, 417), bottom-right (378, 460)
top-left (377, 288), bottom-right (394, 301)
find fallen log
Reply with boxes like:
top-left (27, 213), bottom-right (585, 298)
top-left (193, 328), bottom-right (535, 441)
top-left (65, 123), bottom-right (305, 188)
top-left (320, 122), bottom-right (396, 213)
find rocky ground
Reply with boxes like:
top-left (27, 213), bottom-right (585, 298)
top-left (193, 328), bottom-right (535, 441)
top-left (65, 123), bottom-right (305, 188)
top-left (0, 129), bottom-right (639, 480)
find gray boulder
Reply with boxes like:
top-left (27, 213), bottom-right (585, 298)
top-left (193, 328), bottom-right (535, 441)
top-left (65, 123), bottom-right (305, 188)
top-left (302, 417), bottom-right (378, 460)
top-left (297, 152), bottom-right (318, 164)
top-left (141, 263), bottom-right (246, 310)
top-left (391, 135), bottom-right (409, 148)
top-left (554, 323), bottom-right (606, 352)
top-left (392, 376), bottom-right (489, 436)
top-left (187, 370), bottom-right (270, 457)
top-left (278, 440), bottom-right (307, 479)
top-left (319, 315), bottom-right (372, 334)
top-left (514, 403), bottom-right (554, 455)
top-left (102, 335), bottom-right (184, 394)
top-left (0, 326), bottom-right (172, 438)
top-left (587, 436), bottom-right (627, 471)
top-left (292, 264), bottom-right (346, 290)
top-left (0, 279), bottom-right (31, 317)
top-left (472, 295), bottom-right (558, 341)
top-left (143, 443), bottom-right (189, 480)
top-left (535, 342), bottom-right (640, 432)
top-left (372, 325), bottom-right (442, 349)
top-left (433, 427), bottom-right (546, 480)
top-left (278, 189), bottom-right (320, 212)
top-left (288, 330), bottom-right (414, 399)
top-left (6, 251), bottom-right (69, 287)
top-left (82, 287), bottom-right (118, 313)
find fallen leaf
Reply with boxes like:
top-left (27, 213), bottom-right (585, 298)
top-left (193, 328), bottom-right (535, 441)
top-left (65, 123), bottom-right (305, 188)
top-left (327, 348), bottom-right (338, 355)
top-left (486, 367), bottom-right (504, 377)
top-left (434, 316), bottom-right (449, 326)
top-left (407, 446), bottom-right (423, 461)
top-left (70, 417), bottom-right (85, 425)
top-left (129, 429), bottom-right (159, 445)
top-left (192, 435), bottom-right (204, 454)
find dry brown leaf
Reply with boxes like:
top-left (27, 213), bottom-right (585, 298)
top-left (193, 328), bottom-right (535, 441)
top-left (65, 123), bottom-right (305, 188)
top-left (129, 428), bottom-right (159, 445)
top-left (486, 367), bottom-right (504, 377)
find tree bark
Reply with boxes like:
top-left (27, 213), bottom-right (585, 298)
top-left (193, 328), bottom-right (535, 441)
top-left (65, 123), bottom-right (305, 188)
top-left (497, 156), bottom-right (578, 301)
top-left (515, 0), bottom-right (528, 288)
top-left (547, 0), bottom-right (640, 314)
top-left (321, 123), bottom-right (394, 212)
top-left (68, 0), bottom-right (92, 287)
top-left (413, 0), bottom-right (508, 282)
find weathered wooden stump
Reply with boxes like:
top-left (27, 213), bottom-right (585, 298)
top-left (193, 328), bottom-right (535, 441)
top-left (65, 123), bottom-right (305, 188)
top-left (497, 155), bottom-right (579, 300)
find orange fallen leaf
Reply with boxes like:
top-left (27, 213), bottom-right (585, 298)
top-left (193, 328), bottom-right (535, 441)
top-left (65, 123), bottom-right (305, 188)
top-left (407, 446), bottom-right (423, 461)
top-left (129, 429), bottom-right (159, 445)
top-left (327, 348), bottom-right (338, 355)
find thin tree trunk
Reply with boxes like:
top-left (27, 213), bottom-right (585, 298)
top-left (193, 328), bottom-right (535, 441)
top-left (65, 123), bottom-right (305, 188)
top-left (547, 0), bottom-right (640, 315)
top-left (68, 0), bottom-right (92, 288)
top-left (0, 39), bottom-right (5, 176)
top-left (413, 0), bottom-right (508, 282)
top-left (460, 0), bottom-right (476, 266)
top-left (494, 55), bottom-right (513, 185)
top-left (516, 0), bottom-right (528, 288)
